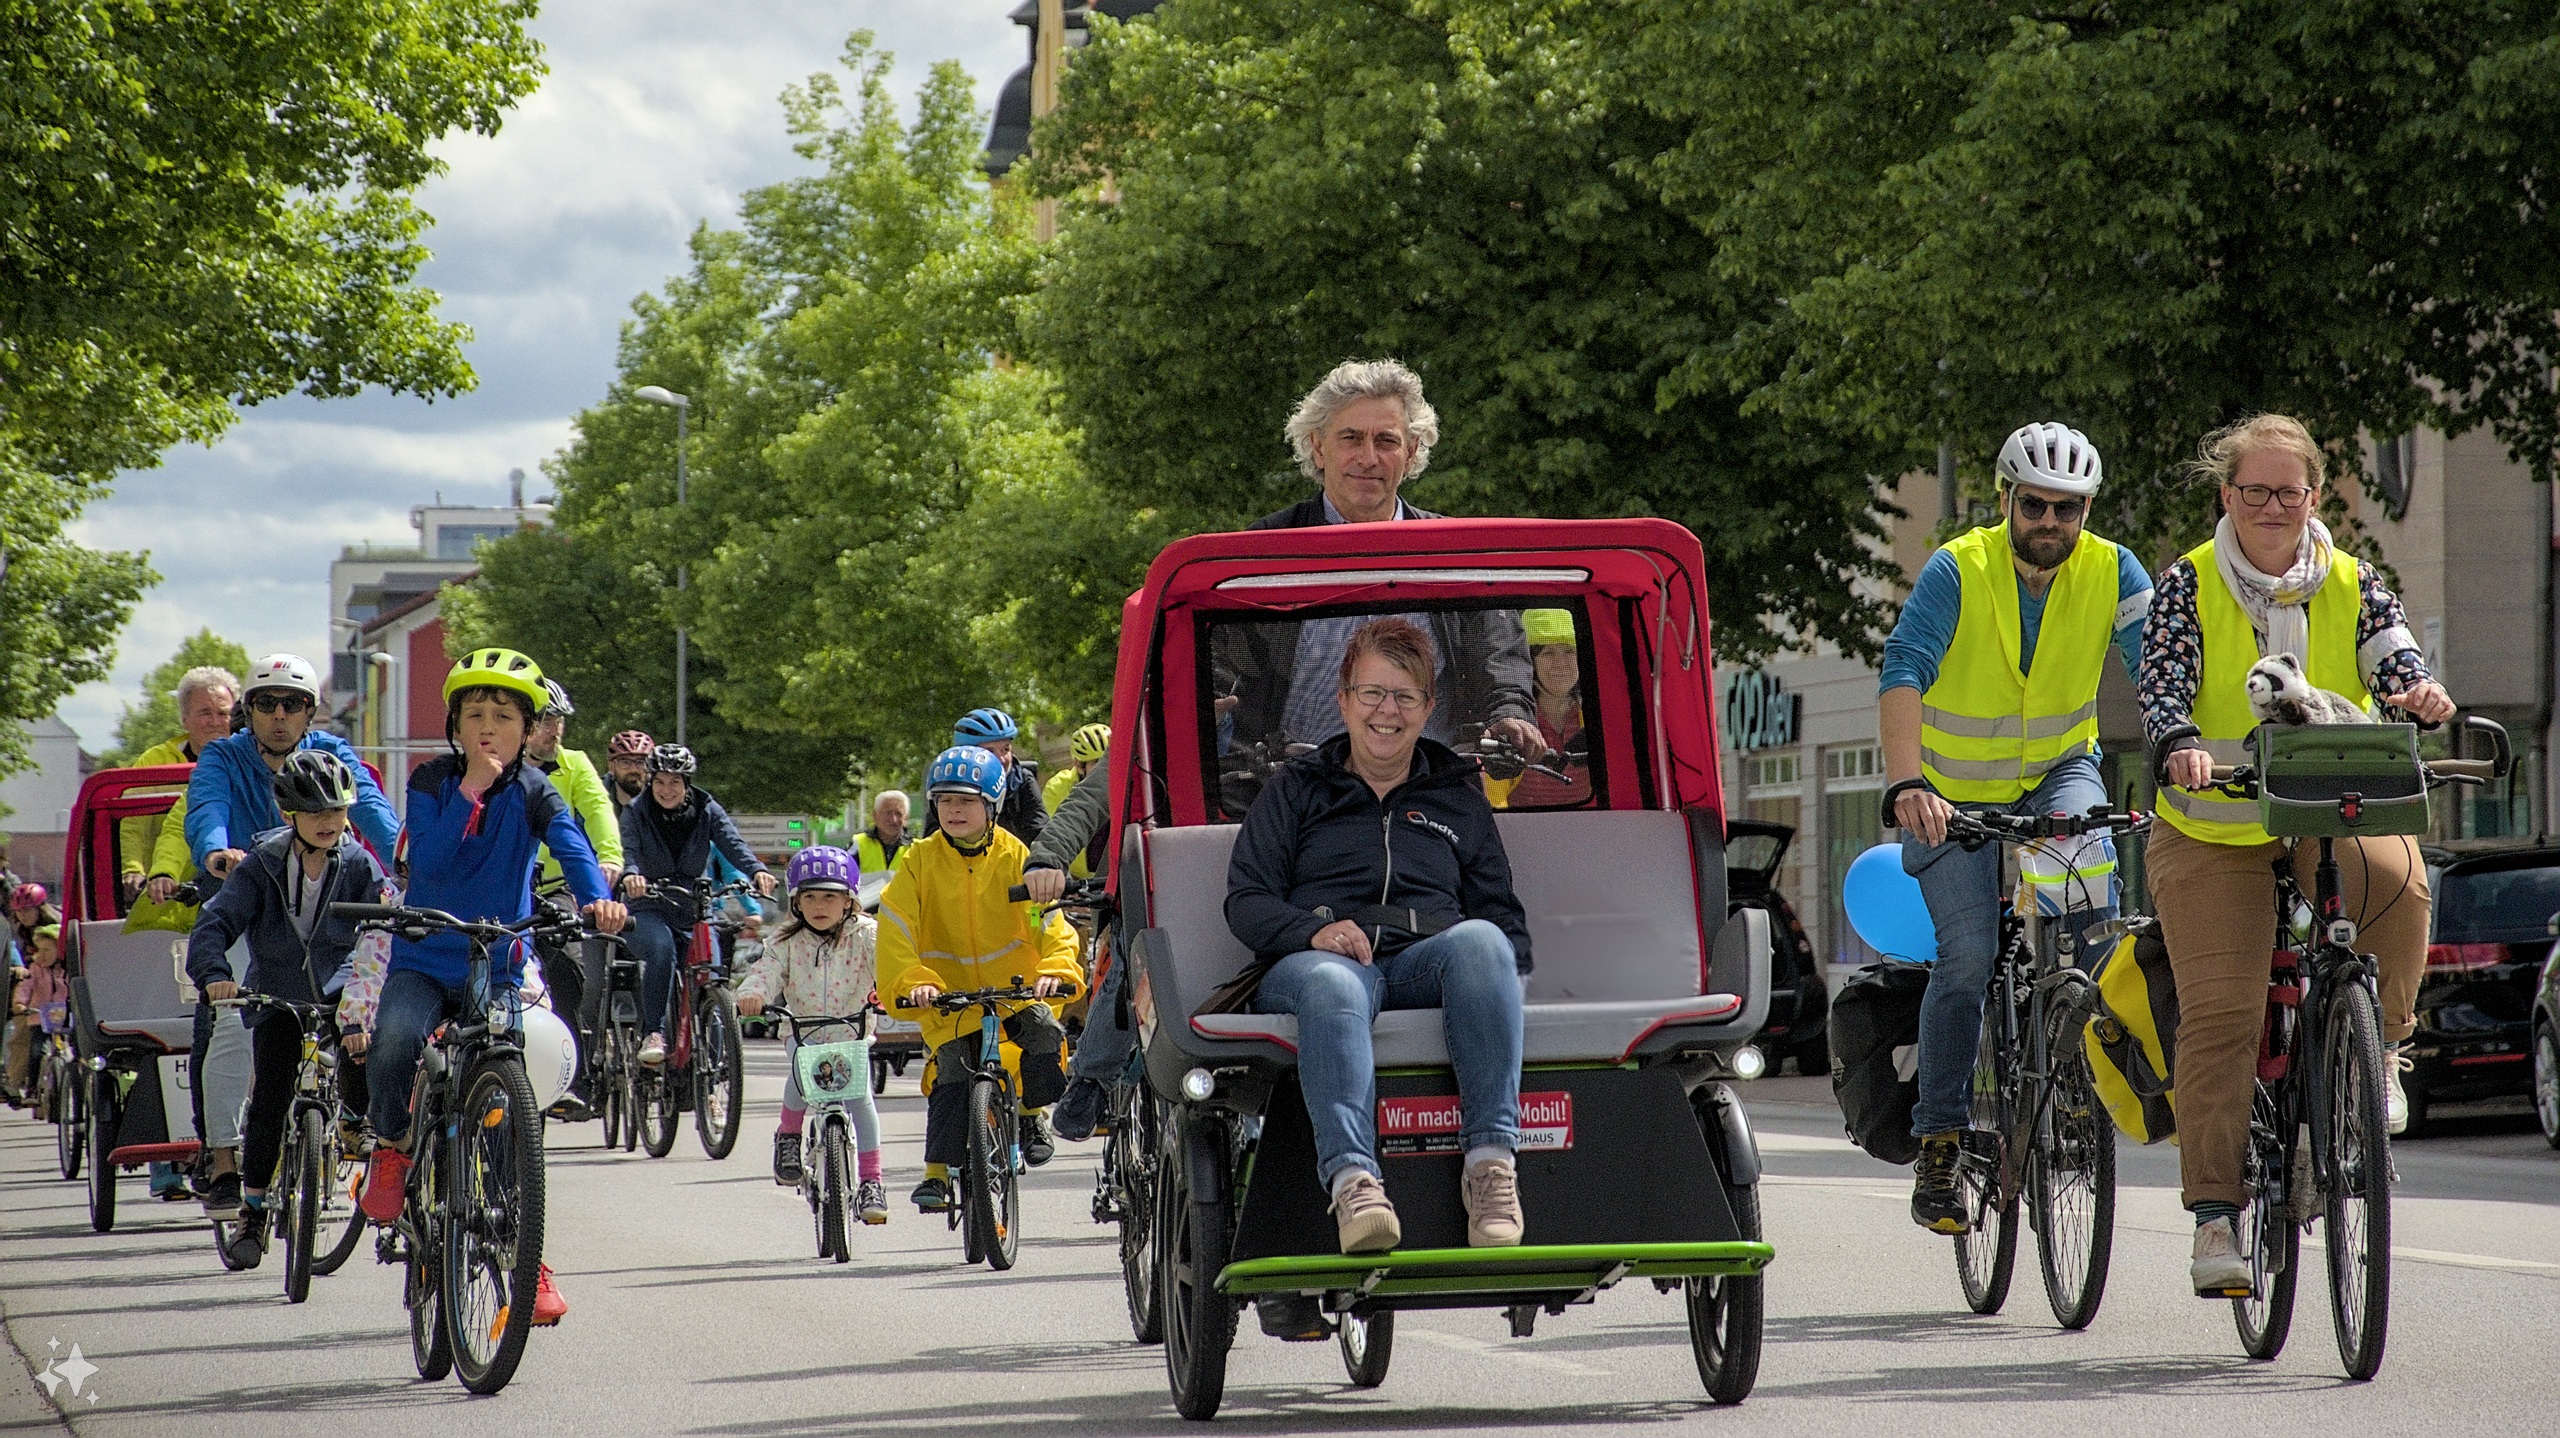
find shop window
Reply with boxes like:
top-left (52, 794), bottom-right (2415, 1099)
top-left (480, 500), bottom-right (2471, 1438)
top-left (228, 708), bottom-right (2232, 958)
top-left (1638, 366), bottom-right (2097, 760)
top-left (1819, 744), bottom-right (1886, 970)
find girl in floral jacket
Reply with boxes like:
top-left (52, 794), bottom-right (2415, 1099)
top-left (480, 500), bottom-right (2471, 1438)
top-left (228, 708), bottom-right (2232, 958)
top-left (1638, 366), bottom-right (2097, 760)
top-left (735, 847), bottom-right (885, 1219)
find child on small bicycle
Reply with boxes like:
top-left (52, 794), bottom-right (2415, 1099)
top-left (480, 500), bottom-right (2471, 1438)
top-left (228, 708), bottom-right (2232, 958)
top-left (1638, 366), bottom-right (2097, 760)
top-left (184, 750), bottom-right (390, 1265)
top-left (881, 746), bottom-right (1083, 1213)
top-left (356, 649), bottom-right (624, 1328)
top-left (4, 924), bottom-right (64, 1106)
top-left (734, 846), bottom-right (886, 1218)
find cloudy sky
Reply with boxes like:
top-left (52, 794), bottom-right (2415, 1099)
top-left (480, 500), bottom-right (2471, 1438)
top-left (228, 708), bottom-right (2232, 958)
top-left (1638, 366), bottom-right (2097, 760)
top-left (58, 1), bottom-right (1025, 749)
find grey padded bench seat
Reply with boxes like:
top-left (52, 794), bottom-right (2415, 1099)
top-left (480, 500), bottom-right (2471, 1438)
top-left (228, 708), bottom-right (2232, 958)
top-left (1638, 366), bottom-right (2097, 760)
top-left (75, 918), bottom-right (198, 1052)
top-left (1146, 810), bottom-right (1768, 1067)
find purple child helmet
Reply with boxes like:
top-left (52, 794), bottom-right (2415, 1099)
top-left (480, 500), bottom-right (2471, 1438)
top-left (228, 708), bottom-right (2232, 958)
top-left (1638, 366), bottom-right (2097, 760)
top-left (785, 845), bottom-right (858, 896)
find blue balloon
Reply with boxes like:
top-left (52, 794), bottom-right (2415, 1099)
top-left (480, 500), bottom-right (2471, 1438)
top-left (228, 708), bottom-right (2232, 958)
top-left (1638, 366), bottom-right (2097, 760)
top-left (1842, 843), bottom-right (1940, 964)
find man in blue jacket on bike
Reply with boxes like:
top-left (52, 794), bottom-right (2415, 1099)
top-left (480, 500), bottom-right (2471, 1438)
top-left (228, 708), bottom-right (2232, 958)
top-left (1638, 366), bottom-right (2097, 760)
top-left (184, 654), bottom-right (399, 880)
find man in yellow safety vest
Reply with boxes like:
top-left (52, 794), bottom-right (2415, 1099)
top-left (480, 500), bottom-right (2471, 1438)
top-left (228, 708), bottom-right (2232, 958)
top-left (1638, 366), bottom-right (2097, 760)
top-left (1877, 422), bottom-right (2154, 1235)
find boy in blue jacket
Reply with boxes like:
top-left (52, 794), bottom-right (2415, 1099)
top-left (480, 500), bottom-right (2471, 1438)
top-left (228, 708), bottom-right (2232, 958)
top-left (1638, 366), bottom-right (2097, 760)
top-left (186, 750), bottom-right (389, 1261)
top-left (357, 649), bottom-right (625, 1326)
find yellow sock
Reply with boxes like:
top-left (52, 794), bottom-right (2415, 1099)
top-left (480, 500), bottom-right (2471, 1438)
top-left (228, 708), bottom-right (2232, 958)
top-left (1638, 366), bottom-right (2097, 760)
top-left (926, 1162), bottom-right (947, 1180)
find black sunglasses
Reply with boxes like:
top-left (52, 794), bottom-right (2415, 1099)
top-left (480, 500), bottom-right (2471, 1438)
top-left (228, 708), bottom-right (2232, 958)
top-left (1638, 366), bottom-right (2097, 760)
top-left (249, 693), bottom-right (315, 715)
top-left (2009, 492), bottom-right (2086, 523)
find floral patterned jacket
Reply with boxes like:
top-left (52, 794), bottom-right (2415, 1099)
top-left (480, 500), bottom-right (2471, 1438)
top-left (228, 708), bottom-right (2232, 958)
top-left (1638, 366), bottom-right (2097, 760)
top-left (734, 915), bottom-right (879, 1022)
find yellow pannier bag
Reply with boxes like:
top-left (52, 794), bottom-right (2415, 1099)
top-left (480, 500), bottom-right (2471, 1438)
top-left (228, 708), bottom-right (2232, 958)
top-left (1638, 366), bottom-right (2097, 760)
top-left (2083, 922), bottom-right (2180, 1144)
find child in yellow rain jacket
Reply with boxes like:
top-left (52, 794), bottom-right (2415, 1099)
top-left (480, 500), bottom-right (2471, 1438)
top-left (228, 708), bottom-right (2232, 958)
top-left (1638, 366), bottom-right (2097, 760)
top-left (881, 746), bottom-right (1083, 1214)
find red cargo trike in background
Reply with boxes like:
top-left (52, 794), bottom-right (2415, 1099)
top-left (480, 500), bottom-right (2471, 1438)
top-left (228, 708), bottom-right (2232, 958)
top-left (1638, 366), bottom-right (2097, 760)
top-left (1093, 517), bottom-right (1778, 1418)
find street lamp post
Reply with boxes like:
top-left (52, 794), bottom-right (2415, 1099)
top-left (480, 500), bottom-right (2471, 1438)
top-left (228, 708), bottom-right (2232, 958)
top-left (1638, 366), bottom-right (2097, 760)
top-left (634, 385), bottom-right (691, 748)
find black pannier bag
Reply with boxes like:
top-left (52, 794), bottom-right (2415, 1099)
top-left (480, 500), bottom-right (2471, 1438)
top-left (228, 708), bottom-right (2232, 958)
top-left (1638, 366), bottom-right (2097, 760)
top-left (1828, 959), bottom-right (1932, 1166)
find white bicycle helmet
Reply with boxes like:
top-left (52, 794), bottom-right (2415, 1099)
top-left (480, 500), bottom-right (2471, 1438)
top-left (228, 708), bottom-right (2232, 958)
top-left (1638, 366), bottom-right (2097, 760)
top-left (520, 1004), bottom-right (579, 1111)
top-left (1996, 422), bottom-right (2104, 496)
top-left (244, 653), bottom-right (323, 703)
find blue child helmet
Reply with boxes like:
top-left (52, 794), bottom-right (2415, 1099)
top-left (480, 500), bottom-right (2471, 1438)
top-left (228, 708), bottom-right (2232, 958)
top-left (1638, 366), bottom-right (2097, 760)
top-left (953, 707), bottom-right (1019, 744)
top-left (928, 746), bottom-right (1007, 805)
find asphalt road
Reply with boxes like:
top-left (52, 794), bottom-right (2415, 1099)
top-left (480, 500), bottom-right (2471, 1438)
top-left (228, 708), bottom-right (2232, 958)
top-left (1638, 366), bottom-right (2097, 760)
top-left (5, 1057), bottom-right (2555, 1436)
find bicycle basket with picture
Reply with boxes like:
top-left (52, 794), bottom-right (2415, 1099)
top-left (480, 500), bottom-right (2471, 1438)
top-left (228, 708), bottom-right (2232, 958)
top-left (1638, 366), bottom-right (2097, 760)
top-left (795, 1034), bottom-right (874, 1106)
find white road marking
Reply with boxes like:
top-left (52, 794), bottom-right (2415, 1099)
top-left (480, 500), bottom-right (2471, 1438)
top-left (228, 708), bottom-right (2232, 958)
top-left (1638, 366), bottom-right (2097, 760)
top-left (1398, 1324), bottom-right (1609, 1376)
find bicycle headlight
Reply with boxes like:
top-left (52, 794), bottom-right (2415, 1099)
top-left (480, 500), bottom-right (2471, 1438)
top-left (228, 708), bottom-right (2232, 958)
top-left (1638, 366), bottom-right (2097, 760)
top-left (1730, 1045), bottom-right (1767, 1081)
top-left (1181, 1067), bottom-right (1217, 1102)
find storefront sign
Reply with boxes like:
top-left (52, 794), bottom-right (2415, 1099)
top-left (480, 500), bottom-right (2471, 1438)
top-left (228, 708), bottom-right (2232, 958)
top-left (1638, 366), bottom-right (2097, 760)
top-left (1724, 671), bottom-right (1799, 751)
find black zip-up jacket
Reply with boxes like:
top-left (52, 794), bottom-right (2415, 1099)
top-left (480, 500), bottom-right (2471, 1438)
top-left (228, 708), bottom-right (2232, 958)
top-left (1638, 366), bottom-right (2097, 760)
top-left (186, 827), bottom-right (387, 1010)
top-left (1224, 734), bottom-right (1531, 973)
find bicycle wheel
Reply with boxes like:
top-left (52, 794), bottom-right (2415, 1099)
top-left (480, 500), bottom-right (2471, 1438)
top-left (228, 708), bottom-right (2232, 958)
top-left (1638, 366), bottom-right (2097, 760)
top-left (443, 1057), bottom-right (545, 1395)
top-left (1953, 1131), bottom-right (2018, 1315)
top-left (52, 1055), bottom-right (84, 1180)
top-left (694, 987), bottom-right (744, 1160)
top-left (2319, 980), bottom-right (2392, 1379)
top-left (1118, 1089), bottom-right (1163, 1344)
top-left (596, 1028), bottom-right (625, 1150)
top-left (819, 1121), bottom-right (852, 1263)
top-left (2232, 1088), bottom-right (2298, 1360)
top-left (1688, 1086), bottom-right (1763, 1405)
top-left (966, 1076), bottom-right (1021, 1271)
top-left (1159, 1109), bottom-right (1235, 1421)
top-left (2030, 1007), bottom-right (2116, 1330)
top-left (409, 1139), bottom-right (453, 1381)
top-left (1339, 1308), bottom-right (1394, 1387)
top-left (312, 1124), bottom-right (368, 1277)
top-left (276, 1108), bottom-right (322, 1302)
top-left (639, 1066), bottom-right (678, 1159)
top-left (87, 1068), bottom-right (118, 1233)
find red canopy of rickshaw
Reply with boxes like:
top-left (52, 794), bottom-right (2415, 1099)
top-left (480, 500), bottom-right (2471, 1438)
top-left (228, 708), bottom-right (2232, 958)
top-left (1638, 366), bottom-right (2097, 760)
top-left (1103, 516), bottom-right (1728, 880)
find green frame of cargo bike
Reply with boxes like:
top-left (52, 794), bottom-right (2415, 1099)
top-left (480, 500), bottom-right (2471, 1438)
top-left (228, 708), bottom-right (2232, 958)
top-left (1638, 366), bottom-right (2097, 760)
top-left (1219, 1240), bottom-right (1775, 1301)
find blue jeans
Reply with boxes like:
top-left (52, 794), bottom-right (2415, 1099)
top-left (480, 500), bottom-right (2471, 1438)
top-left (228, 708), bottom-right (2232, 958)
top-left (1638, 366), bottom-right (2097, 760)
top-left (368, 969), bottom-right (469, 1145)
top-left (1068, 943), bottom-right (1138, 1084)
top-left (1253, 919), bottom-right (1525, 1188)
top-left (625, 902), bottom-right (686, 1037)
top-left (1906, 754), bottom-right (2116, 1136)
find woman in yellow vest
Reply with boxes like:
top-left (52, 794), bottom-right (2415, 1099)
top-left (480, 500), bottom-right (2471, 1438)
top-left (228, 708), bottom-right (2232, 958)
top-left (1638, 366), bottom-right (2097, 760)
top-left (2141, 413), bottom-right (2452, 1295)
top-left (1881, 422), bottom-right (2154, 1237)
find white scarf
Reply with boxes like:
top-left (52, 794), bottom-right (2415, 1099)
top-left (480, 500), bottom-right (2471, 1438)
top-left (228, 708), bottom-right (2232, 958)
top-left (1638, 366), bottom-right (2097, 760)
top-left (2211, 512), bottom-right (2333, 663)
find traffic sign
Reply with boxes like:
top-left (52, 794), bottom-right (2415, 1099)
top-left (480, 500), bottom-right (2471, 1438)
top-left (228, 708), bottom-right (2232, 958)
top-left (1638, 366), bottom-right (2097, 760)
top-left (729, 813), bottom-right (815, 860)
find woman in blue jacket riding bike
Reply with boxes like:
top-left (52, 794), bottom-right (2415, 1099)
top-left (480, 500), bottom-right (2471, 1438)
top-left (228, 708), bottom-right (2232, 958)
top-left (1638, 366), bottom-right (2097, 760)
top-left (615, 744), bottom-right (775, 1065)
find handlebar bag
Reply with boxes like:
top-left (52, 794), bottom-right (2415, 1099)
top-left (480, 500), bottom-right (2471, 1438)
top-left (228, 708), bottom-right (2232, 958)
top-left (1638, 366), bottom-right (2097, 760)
top-left (2083, 927), bottom-right (2180, 1144)
top-left (2254, 722), bottom-right (2429, 838)
top-left (1828, 959), bottom-right (1932, 1166)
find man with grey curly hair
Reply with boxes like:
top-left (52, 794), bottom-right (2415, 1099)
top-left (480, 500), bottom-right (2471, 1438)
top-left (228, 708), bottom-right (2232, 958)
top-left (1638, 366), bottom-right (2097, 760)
top-left (1269, 358), bottom-right (1443, 525)
top-left (1221, 359), bottom-right (1544, 764)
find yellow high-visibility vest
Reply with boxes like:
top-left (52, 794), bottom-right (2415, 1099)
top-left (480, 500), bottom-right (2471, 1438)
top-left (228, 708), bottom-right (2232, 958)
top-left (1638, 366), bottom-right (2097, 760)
top-left (2157, 541), bottom-right (2368, 846)
top-left (1918, 524), bottom-right (2121, 803)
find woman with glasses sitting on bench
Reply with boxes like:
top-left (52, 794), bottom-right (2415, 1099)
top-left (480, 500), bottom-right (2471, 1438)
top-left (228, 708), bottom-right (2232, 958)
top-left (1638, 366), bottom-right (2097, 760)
top-left (1225, 618), bottom-right (1534, 1336)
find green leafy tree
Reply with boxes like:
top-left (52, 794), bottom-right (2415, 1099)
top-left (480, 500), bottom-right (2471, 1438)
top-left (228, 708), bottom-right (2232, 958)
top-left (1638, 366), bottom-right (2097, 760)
top-left (1529, 0), bottom-right (2560, 553)
top-left (0, 0), bottom-right (545, 778)
top-left (1024, 0), bottom-right (1915, 661)
top-left (96, 629), bottom-right (253, 767)
top-left (458, 35), bottom-right (1130, 805)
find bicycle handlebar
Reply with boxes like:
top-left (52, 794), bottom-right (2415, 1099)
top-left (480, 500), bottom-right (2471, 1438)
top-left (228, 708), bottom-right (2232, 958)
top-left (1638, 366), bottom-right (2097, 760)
top-left (1941, 804), bottom-right (2149, 849)
top-left (1006, 877), bottom-right (1111, 906)
top-left (889, 978), bottom-right (1081, 1014)
top-left (759, 1005), bottom-right (876, 1042)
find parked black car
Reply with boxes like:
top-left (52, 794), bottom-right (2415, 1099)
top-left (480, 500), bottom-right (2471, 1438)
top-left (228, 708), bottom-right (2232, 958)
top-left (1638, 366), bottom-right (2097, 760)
top-left (2409, 844), bottom-right (2560, 1134)
top-left (1727, 819), bottom-right (1830, 1075)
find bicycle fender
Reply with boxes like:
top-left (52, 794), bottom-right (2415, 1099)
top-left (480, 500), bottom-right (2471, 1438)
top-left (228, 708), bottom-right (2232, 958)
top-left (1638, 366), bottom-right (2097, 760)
top-left (1703, 1081), bottom-right (1762, 1187)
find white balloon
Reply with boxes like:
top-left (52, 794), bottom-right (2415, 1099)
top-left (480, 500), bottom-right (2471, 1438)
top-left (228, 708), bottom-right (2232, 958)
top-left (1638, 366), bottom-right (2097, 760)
top-left (520, 1004), bottom-right (579, 1111)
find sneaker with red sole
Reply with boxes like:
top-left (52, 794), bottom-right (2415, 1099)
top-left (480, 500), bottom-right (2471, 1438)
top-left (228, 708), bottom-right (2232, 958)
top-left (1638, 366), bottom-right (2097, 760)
top-left (532, 1265), bottom-right (568, 1325)
top-left (359, 1148), bottom-right (411, 1224)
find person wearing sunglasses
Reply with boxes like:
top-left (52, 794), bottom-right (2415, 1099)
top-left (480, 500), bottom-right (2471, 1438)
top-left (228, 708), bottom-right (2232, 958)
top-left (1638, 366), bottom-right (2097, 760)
top-left (1876, 421), bottom-right (2154, 1237)
top-left (183, 653), bottom-right (399, 885)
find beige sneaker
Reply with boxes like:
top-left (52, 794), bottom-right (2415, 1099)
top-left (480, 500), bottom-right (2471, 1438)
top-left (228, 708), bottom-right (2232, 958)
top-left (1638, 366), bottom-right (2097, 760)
top-left (1331, 1171), bottom-right (1402, 1255)
top-left (2191, 1217), bottom-right (2251, 1297)
top-left (1462, 1158), bottom-right (1524, 1247)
